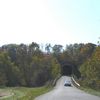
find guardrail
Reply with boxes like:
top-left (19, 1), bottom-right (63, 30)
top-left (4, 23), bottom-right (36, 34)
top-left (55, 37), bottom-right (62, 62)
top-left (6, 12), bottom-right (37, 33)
top-left (71, 77), bottom-right (80, 87)
top-left (52, 75), bottom-right (61, 86)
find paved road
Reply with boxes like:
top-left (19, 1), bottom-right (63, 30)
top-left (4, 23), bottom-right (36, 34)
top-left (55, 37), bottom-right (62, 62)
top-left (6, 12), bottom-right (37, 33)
top-left (35, 76), bottom-right (100, 100)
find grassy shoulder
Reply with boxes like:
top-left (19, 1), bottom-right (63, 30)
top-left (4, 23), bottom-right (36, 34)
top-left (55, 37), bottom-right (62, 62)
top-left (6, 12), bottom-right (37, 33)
top-left (0, 86), bottom-right (53, 100)
top-left (71, 76), bottom-right (100, 97)
top-left (79, 87), bottom-right (100, 97)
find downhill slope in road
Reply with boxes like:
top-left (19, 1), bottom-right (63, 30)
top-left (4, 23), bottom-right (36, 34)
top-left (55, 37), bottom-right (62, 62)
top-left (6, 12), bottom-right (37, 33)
top-left (35, 76), bottom-right (100, 100)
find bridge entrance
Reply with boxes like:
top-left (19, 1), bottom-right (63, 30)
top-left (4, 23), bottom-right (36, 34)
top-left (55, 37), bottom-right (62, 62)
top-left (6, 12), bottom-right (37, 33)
top-left (61, 64), bottom-right (73, 76)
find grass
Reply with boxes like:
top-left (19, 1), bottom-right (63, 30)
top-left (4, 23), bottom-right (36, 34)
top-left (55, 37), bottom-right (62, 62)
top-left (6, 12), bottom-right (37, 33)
top-left (0, 86), bottom-right (52, 100)
top-left (71, 76), bottom-right (100, 97)
top-left (19, 86), bottom-right (52, 100)
top-left (80, 87), bottom-right (100, 97)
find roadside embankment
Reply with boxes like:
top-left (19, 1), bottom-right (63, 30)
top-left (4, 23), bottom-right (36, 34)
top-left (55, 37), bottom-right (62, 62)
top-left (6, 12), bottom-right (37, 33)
top-left (71, 76), bottom-right (100, 97)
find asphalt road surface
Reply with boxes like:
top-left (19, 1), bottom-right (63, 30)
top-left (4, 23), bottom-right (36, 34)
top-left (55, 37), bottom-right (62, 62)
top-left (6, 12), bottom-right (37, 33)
top-left (35, 76), bottom-right (100, 100)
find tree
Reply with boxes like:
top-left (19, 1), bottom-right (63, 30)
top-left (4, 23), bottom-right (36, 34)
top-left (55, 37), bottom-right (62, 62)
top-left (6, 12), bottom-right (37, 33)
top-left (80, 46), bottom-right (100, 89)
top-left (45, 43), bottom-right (52, 54)
top-left (52, 45), bottom-right (63, 55)
top-left (51, 57), bottom-right (61, 79)
top-left (0, 51), bottom-right (22, 86)
top-left (97, 37), bottom-right (100, 46)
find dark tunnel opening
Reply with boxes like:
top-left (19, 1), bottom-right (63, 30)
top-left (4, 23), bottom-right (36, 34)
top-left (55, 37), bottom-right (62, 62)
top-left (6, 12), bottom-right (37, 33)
top-left (61, 64), bottom-right (73, 76)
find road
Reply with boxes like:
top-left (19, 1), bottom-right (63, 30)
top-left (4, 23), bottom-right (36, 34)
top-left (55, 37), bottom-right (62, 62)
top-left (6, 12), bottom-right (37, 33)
top-left (35, 76), bottom-right (100, 100)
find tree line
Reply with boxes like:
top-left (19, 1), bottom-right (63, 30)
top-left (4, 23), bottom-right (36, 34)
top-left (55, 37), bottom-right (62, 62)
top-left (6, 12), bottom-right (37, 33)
top-left (80, 46), bottom-right (100, 89)
top-left (0, 42), bottom-right (61, 87)
top-left (0, 42), bottom-right (99, 89)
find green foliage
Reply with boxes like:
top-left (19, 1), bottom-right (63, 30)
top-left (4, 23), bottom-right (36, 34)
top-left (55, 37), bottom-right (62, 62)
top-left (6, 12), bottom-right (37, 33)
top-left (0, 42), bottom-right (98, 88)
top-left (0, 52), bottom-right (20, 86)
top-left (52, 44), bottom-right (63, 55)
top-left (0, 87), bottom-right (52, 100)
top-left (51, 57), bottom-right (61, 78)
top-left (0, 42), bottom-right (61, 87)
top-left (19, 86), bottom-right (52, 100)
top-left (80, 46), bottom-right (100, 89)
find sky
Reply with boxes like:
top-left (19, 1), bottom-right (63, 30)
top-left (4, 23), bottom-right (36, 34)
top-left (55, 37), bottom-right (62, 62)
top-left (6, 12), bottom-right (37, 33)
top-left (0, 0), bottom-right (100, 46)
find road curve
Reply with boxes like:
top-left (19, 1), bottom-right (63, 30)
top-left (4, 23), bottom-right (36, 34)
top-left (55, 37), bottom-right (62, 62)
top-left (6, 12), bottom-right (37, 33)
top-left (35, 76), bottom-right (100, 100)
